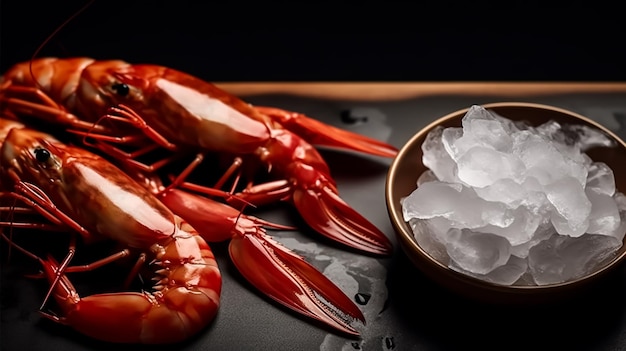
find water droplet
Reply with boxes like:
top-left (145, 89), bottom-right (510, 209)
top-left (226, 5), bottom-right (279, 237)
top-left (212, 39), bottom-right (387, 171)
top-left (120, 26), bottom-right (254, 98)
top-left (354, 292), bottom-right (371, 305)
top-left (384, 336), bottom-right (396, 350)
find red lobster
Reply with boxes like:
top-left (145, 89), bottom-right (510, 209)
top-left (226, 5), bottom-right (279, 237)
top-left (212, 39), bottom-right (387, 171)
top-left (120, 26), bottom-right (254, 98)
top-left (0, 57), bottom-right (396, 256)
top-left (0, 116), bottom-right (367, 337)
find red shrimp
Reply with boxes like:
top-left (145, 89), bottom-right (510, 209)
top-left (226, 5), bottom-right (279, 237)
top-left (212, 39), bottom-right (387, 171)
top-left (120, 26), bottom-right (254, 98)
top-left (0, 120), bottom-right (221, 343)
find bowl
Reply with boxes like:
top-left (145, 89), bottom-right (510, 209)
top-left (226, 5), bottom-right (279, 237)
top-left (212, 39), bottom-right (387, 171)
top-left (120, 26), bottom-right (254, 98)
top-left (385, 102), bottom-right (626, 303)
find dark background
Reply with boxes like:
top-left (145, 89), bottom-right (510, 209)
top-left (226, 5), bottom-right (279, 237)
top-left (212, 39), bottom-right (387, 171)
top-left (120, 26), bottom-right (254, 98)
top-left (1, 1), bottom-right (625, 82)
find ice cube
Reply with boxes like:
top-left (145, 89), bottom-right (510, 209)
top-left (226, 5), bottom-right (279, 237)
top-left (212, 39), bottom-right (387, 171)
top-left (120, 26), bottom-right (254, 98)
top-left (423, 216), bottom-right (454, 243)
top-left (474, 178), bottom-right (527, 208)
top-left (451, 254), bottom-right (528, 286)
top-left (422, 126), bottom-right (457, 182)
top-left (416, 170), bottom-right (438, 186)
top-left (528, 233), bottom-right (622, 285)
top-left (586, 162), bottom-right (616, 196)
top-left (444, 228), bottom-right (511, 275)
top-left (401, 181), bottom-right (463, 221)
top-left (535, 120), bottom-right (563, 138)
top-left (409, 218), bottom-right (449, 265)
top-left (545, 176), bottom-right (591, 237)
top-left (479, 206), bottom-right (543, 246)
top-left (402, 181), bottom-right (512, 229)
top-left (490, 111), bottom-right (526, 133)
top-left (456, 146), bottom-right (525, 187)
top-left (586, 188), bottom-right (621, 236)
top-left (569, 124), bottom-right (616, 150)
top-left (464, 117), bottom-right (514, 152)
top-left (515, 133), bottom-right (588, 186)
top-left (538, 121), bottom-right (616, 151)
top-left (518, 177), bottom-right (550, 212)
top-left (441, 126), bottom-right (464, 161)
top-left (510, 221), bottom-right (555, 258)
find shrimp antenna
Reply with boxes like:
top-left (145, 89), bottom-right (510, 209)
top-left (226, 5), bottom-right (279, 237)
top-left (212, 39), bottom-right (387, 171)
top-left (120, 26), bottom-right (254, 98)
top-left (0, 228), bottom-right (41, 264)
top-left (29, 0), bottom-right (96, 91)
top-left (233, 202), bottom-right (248, 232)
top-left (1, 199), bottom-right (20, 263)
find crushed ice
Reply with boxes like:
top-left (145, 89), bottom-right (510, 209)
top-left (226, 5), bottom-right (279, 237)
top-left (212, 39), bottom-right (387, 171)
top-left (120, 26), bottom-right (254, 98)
top-left (402, 105), bottom-right (626, 286)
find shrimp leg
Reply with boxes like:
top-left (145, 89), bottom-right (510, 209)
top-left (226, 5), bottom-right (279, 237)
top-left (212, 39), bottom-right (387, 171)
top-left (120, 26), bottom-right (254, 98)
top-left (0, 80), bottom-right (107, 131)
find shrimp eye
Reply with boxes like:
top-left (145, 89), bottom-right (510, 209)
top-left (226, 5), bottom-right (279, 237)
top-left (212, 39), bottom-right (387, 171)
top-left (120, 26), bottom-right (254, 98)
top-left (34, 148), bottom-right (51, 163)
top-left (111, 83), bottom-right (130, 96)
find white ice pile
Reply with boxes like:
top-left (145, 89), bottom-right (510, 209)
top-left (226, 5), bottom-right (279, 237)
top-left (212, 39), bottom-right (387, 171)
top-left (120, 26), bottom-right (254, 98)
top-left (402, 105), bottom-right (626, 286)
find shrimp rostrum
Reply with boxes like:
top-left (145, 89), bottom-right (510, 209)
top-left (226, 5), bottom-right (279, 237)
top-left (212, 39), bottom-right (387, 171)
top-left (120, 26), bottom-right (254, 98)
top-left (0, 118), bottom-right (367, 339)
top-left (0, 57), bottom-right (396, 257)
top-left (0, 118), bottom-right (221, 344)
